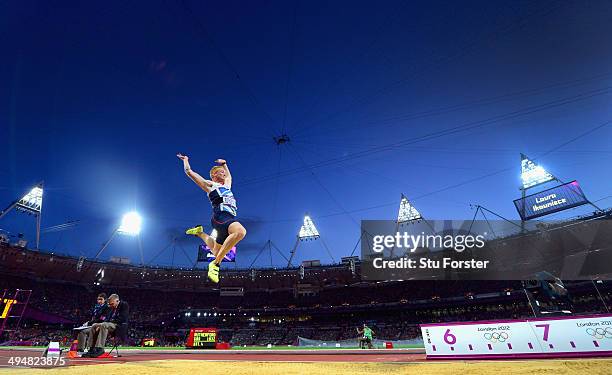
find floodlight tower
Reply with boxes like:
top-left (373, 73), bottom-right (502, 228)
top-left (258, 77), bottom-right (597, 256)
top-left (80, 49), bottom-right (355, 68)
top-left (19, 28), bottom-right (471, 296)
top-left (0, 182), bottom-right (44, 249)
top-left (519, 154), bottom-right (556, 190)
top-left (287, 215), bottom-right (321, 267)
top-left (391, 194), bottom-right (425, 257)
top-left (397, 194), bottom-right (423, 224)
top-left (519, 154), bottom-right (557, 231)
top-left (94, 211), bottom-right (144, 264)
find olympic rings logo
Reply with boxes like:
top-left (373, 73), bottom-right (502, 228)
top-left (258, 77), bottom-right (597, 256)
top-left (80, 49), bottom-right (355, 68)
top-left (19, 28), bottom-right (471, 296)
top-left (585, 327), bottom-right (612, 340)
top-left (483, 332), bottom-right (509, 343)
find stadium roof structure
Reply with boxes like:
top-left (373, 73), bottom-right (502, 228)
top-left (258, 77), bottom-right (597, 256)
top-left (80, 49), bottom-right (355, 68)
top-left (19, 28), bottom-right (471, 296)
top-left (0, 208), bottom-right (610, 288)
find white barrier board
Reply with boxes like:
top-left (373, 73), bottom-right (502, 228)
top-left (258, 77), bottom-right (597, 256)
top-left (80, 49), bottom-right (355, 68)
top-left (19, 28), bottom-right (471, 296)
top-left (420, 314), bottom-right (612, 359)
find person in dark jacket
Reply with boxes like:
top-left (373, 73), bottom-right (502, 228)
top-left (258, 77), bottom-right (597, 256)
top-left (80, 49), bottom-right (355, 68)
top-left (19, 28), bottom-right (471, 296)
top-left (83, 294), bottom-right (129, 357)
top-left (77, 293), bottom-right (111, 352)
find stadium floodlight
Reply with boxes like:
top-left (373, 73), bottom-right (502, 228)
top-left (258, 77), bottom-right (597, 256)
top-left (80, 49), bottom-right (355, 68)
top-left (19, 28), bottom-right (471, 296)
top-left (16, 186), bottom-right (44, 214)
top-left (298, 215), bottom-right (320, 240)
top-left (118, 211), bottom-right (142, 236)
top-left (397, 195), bottom-right (422, 224)
top-left (520, 154), bottom-right (555, 190)
top-left (95, 211), bottom-right (143, 262)
top-left (288, 214), bottom-right (331, 267)
top-left (0, 182), bottom-right (45, 249)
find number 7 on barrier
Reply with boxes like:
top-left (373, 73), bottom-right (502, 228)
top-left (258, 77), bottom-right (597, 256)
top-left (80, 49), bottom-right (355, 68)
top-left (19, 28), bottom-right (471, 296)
top-left (535, 323), bottom-right (550, 341)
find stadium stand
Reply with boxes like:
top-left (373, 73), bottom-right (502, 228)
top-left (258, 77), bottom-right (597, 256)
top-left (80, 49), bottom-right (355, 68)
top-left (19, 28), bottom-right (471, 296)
top-left (0, 243), bottom-right (610, 347)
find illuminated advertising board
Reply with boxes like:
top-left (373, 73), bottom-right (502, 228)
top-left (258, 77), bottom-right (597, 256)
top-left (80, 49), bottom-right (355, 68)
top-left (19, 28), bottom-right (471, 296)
top-left (198, 244), bottom-right (236, 262)
top-left (514, 180), bottom-right (589, 220)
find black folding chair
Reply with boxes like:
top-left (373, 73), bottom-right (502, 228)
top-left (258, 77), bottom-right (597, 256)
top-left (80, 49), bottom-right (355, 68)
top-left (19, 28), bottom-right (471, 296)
top-left (108, 322), bottom-right (128, 357)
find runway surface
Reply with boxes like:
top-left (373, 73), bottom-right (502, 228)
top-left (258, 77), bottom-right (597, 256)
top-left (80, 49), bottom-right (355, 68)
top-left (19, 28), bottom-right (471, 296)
top-left (0, 347), bottom-right (427, 367)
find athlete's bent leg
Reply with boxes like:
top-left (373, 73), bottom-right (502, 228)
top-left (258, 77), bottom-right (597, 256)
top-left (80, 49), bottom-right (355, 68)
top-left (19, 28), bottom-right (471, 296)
top-left (214, 222), bottom-right (246, 265)
top-left (186, 225), bottom-right (216, 250)
top-left (211, 242), bottom-right (222, 257)
top-left (196, 232), bottom-right (216, 250)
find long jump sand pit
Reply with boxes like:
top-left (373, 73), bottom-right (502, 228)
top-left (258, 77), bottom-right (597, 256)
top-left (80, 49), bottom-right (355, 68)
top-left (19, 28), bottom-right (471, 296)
top-left (2, 357), bottom-right (612, 375)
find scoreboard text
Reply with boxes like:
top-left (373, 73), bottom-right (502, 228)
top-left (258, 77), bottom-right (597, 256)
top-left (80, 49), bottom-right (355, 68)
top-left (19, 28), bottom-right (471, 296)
top-left (0, 299), bottom-right (16, 319)
top-left (186, 328), bottom-right (217, 348)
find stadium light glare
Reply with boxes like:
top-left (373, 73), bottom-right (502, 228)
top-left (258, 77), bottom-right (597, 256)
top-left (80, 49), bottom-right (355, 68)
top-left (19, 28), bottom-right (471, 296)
top-left (520, 154), bottom-right (554, 189)
top-left (118, 211), bottom-right (142, 236)
top-left (94, 267), bottom-right (105, 285)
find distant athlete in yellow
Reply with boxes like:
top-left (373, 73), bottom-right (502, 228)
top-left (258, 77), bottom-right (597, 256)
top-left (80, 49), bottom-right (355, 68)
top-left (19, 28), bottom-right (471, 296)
top-left (177, 154), bottom-right (246, 283)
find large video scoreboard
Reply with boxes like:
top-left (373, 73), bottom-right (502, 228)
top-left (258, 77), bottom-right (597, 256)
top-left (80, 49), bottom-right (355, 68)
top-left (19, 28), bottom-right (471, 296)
top-left (185, 328), bottom-right (217, 348)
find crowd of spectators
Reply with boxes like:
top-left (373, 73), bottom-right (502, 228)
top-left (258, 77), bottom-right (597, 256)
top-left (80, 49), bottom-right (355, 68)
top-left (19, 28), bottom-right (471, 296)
top-left (1, 276), bottom-right (608, 347)
top-left (1, 245), bottom-right (610, 347)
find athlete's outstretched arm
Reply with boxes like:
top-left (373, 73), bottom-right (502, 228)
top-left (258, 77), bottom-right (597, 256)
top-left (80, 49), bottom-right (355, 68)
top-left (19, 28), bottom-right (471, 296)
top-left (177, 154), bottom-right (213, 193)
top-left (216, 159), bottom-right (232, 187)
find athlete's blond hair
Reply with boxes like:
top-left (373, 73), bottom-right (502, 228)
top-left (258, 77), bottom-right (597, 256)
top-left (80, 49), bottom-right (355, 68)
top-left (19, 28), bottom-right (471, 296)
top-left (210, 165), bottom-right (224, 179)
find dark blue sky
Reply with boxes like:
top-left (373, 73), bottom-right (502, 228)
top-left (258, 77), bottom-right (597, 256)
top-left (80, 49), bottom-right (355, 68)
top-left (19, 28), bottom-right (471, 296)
top-left (2, 0), bottom-right (612, 268)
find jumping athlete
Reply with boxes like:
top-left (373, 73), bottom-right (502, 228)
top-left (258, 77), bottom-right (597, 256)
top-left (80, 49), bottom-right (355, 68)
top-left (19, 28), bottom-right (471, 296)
top-left (177, 154), bottom-right (247, 283)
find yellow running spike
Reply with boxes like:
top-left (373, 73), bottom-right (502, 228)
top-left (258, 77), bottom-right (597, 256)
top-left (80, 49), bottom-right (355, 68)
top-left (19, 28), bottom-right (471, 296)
top-left (185, 225), bottom-right (203, 236)
top-left (208, 262), bottom-right (219, 283)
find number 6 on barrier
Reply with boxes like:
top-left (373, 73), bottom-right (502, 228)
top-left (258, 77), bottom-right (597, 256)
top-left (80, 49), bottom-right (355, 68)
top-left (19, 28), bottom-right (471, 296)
top-left (443, 329), bottom-right (457, 345)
